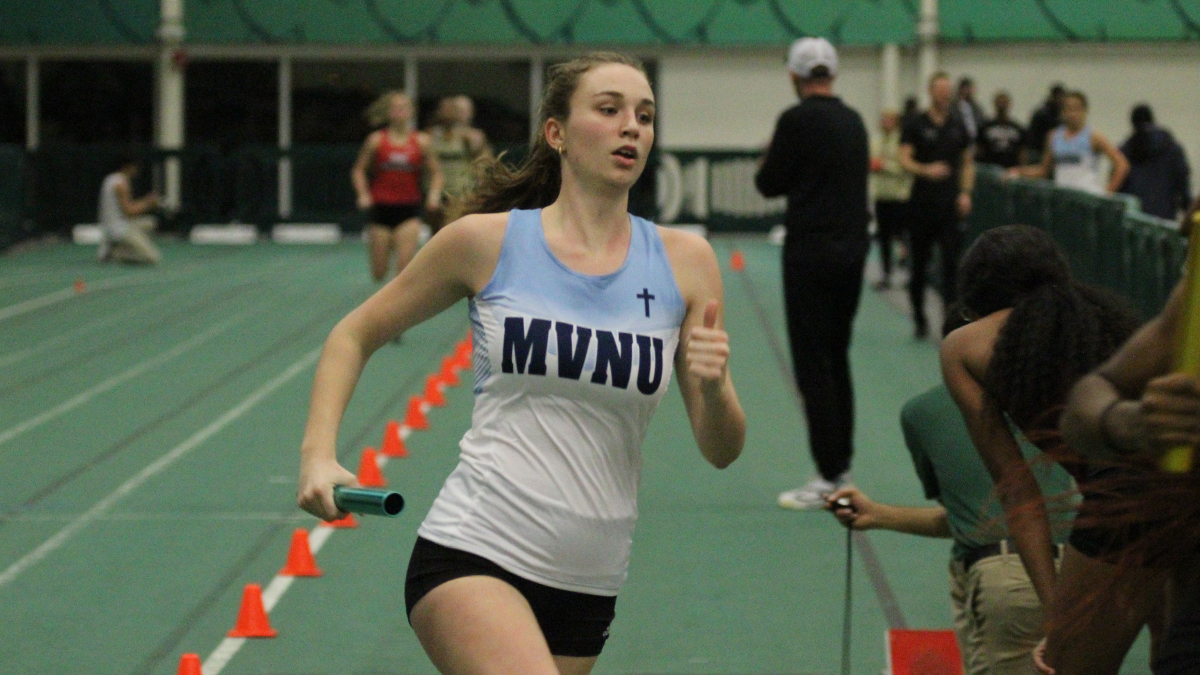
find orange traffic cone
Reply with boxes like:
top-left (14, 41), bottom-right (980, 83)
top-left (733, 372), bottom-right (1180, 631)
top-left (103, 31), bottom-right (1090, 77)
top-left (176, 653), bottom-right (202, 675)
top-left (73, 277), bottom-right (86, 293)
top-left (404, 396), bottom-right (429, 430)
top-left (440, 356), bottom-right (461, 386)
top-left (424, 374), bottom-right (446, 407)
top-left (453, 345), bottom-right (472, 371)
top-left (279, 528), bottom-right (322, 577)
top-left (322, 512), bottom-right (359, 529)
top-left (227, 583), bottom-right (277, 638)
top-left (730, 249), bottom-right (746, 272)
top-left (357, 448), bottom-right (386, 487)
top-left (381, 420), bottom-right (408, 458)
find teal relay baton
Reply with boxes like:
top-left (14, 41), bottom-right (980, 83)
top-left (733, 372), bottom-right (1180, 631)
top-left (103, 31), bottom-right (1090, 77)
top-left (332, 486), bottom-right (405, 517)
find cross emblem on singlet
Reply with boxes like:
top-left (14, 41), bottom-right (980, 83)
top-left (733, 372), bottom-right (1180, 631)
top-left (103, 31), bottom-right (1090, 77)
top-left (637, 288), bottom-right (655, 317)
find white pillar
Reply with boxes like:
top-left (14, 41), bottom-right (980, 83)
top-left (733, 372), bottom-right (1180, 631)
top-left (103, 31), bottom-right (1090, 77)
top-left (24, 57), bottom-right (38, 150)
top-left (917, 0), bottom-right (939, 107)
top-left (404, 57), bottom-right (418, 112)
top-left (529, 56), bottom-right (544, 141)
top-left (156, 0), bottom-right (185, 213)
top-left (880, 43), bottom-right (900, 113)
top-left (277, 56), bottom-right (292, 220)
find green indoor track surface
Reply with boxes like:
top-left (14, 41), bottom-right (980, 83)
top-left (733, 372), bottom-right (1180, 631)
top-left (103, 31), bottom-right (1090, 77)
top-left (0, 238), bottom-right (1149, 674)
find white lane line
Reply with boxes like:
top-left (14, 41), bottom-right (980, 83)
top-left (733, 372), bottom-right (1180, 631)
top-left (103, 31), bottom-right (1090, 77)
top-left (0, 295), bottom-right (170, 370)
top-left (202, 422), bottom-right (413, 675)
top-left (0, 314), bottom-right (249, 449)
top-left (0, 347), bottom-right (322, 590)
top-left (202, 366), bottom-right (454, 675)
top-left (0, 263), bottom-right (207, 324)
top-left (202, 638), bottom-right (246, 675)
top-left (8, 513), bottom-right (313, 522)
top-left (0, 257), bottom-right (296, 369)
top-left (261, 575), bottom-right (295, 611)
top-left (0, 287), bottom-right (76, 321)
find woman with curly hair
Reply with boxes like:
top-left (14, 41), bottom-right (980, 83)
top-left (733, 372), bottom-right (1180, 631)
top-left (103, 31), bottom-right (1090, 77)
top-left (939, 225), bottom-right (1156, 675)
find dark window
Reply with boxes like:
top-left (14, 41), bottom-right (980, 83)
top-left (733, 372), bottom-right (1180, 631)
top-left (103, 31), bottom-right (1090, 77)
top-left (0, 62), bottom-right (24, 145)
top-left (417, 60), bottom-right (530, 148)
top-left (186, 61), bottom-right (277, 148)
top-left (293, 61), bottom-right (406, 143)
top-left (39, 61), bottom-right (152, 144)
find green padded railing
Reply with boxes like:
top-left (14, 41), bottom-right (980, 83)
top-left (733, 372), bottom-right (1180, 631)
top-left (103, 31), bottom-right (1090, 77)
top-left (970, 166), bottom-right (1185, 318)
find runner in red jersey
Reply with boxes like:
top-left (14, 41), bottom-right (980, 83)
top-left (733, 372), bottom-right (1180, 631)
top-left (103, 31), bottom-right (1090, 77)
top-left (353, 91), bottom-right (444, 281)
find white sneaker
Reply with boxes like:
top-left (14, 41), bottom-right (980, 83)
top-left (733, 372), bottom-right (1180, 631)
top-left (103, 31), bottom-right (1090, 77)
top-left (777, 473), bottom-right (851, 510)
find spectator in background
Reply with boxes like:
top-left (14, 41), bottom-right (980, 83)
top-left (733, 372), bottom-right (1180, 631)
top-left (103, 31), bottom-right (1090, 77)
top-left (977, 91), bottom-right (1027, 169)
top-left (97, 152), bottom-right (160, 265)
top-left (1027, 84), bottom-right (1066, 164)
top-left (902, 96), bottom-right (920, 127)
top-left (899, 72), bottom-right (975, 339)
top-left (755, 37), bottom-right (870, 510)
top-left (1118, 104), bottom-right (1191, 221)
top-left (425, 95), bottom-right (492, 231)
top-left (1009, 91), bottom-right (1129, 196)
top-left (871, 109), bottom-right (912, 290)
top-left (956, 77), bottom-right (985, 142)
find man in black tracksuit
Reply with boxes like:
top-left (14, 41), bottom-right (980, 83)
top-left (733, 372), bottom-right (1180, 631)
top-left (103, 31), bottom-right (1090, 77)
top-left (899, 72), bottom-right (976, 339)
top-left (755, 37), bottom-right (870, 510)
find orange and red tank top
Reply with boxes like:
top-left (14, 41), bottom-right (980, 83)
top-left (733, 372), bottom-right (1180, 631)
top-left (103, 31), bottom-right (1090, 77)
top-left (370, 130), bottom-right (423, 205)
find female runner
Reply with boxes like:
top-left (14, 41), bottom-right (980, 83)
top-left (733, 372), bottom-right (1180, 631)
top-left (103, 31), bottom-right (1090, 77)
top-left (299, 53), bottom-right (745, 675)
top-left (1008, 90), bottom-right (1129, 196)
top-left (940, 226), bottom-right (1163, 675)
top-left (352, 91), bottom-right (444, 281)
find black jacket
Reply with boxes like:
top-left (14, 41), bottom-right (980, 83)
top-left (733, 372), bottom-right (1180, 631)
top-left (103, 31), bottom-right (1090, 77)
top-left (754, 95), bottom-right (869, 238)
top-left (1119, 126), bottom-right (1191, 221)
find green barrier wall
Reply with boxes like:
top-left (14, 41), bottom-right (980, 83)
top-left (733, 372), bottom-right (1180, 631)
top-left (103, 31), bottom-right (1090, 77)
top-left (0, 144), bottom-right (25, 249)
top-left (970, 166), bottom-right (1185, 318)
top-left (4, 0), bottom-right (1198, 46)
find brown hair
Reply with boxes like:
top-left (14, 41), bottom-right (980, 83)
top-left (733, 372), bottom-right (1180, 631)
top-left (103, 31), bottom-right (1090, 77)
top-left (365, 90), bottom-right (409, 129)
top-left (452, 52), bottom-right (646, 219)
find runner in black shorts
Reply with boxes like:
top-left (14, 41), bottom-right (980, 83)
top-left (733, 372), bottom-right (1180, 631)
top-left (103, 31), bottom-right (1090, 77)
top-left (352, 91), bottom-right (444, 282)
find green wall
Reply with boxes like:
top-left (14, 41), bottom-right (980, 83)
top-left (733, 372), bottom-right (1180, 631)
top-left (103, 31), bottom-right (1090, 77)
top-left (1, 0), bottom-right (1198, 46)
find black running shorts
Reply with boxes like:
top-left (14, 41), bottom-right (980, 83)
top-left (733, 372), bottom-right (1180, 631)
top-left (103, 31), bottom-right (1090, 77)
top-left (404, 537), bottom-right (617, 657)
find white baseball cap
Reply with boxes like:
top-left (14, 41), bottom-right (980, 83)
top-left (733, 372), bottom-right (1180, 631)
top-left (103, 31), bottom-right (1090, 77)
top-left (787, 37), bottom-right (838, 78)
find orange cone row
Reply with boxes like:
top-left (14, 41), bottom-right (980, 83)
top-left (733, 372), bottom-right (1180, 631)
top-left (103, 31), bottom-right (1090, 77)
top-left (184, 333), bottom-right (474, 662)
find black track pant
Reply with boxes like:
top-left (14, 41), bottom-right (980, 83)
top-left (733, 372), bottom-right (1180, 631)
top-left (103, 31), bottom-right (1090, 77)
top-left (782, 233), bottom-right (868, 481)
top-left (907, 200), bottom-right (963, 325)
top-left (874, 199), bottom-right (909, 278)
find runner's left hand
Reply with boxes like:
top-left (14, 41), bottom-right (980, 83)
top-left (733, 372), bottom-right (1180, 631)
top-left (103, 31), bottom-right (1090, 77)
top-left (686, 300), bottom-right (729, 390)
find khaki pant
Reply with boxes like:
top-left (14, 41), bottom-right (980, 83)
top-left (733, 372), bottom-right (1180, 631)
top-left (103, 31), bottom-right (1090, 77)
top-left (950, 550), bottom-right (1055, 675)
top-left (110, 216), bottom-right (160, 264)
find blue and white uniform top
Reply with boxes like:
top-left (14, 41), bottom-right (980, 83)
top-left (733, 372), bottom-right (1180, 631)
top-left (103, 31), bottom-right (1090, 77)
top-left (418, 208), bottom-right (687, 596)
top-left (1051, 126), bottom-right (1104, 195)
